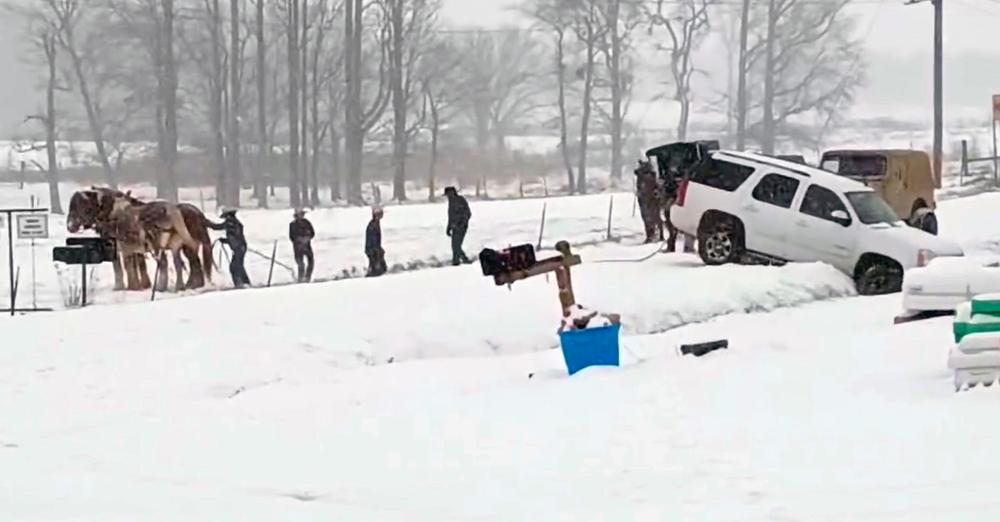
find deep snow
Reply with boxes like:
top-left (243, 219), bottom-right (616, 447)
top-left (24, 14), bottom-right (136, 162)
top-left (2, 290), bottom-right (994, 521)
top-left (4, 181), bottom-right (1000, 520)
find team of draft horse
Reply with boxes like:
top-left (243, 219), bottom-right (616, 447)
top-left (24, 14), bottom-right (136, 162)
top-left (67, 187), bottom-right (214, 293)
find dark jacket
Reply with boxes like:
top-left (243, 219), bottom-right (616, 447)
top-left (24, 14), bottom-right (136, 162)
top-left (208, 215), bottom-right (246, 248)
top-left (289, 218), bottom-right (315, 246)
top-left (365, 219), bottom-right (382, 255)
top-left (447, 195), bottom-right (471, 232)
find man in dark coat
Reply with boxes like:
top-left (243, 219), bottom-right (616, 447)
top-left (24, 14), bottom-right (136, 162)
top-left (289, 209), bottom-right (316, 283)
top-left (444, 186), bottom-right (472, 265)
top-left (365, 207), bottom-right (387, 277)
top-left (208, 208), bottom-right (251, 288)
top-left (634, 160), bottom-right (664, 244)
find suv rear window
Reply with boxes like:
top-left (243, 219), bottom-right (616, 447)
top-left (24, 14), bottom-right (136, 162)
top-left (691, 159), bottom-right (754, 192)
top-left (824, 154), bottom-right (887, 178)
top-left (752, 173), bottom-right (800, 209)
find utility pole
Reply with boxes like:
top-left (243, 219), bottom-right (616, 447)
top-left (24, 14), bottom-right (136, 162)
top-left (906, 0), bottom-right (943, 181)
top-left (735, 0), bottom-right (751, 151)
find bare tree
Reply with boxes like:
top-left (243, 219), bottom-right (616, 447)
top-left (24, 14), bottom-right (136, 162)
top-left (12, 1), bottom-right (66, 213)
top-left (525, 0), bottom-right (576, 193)
top-left (385, 0), bottom-right (438, 202)
top-left (254, 0), bottom-right (268, 207)
top-left (418, 39), bottom-right (462, 201)
top-left (44, 0), bottom-right (117, 188)
top-left (570, 0), bottom-right (607, 194)
top-left (281, 0), bottom-right (302, 207)
top-left (344, 0), bottom-right (391, 204)
top-left (648, 0), bottom-right (713, 142)
top-left (746, 0), bottom-right (864, 152)
top-left (226, 0), bottom-right (243, 207)
top-left (597, 0), bottom-right (643, 183)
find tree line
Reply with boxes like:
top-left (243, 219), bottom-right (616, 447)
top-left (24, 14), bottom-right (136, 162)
top-left (9, 0), bottom-right (865, 214)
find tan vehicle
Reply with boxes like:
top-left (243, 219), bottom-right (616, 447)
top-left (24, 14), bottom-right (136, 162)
top-left (819, 150), bottom-right (939, 235)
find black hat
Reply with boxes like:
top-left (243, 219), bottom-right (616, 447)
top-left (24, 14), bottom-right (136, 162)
top-left (444, 186), bottom-right (457, 195)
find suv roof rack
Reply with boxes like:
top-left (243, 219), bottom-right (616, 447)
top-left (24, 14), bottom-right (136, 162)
top-left (717, 150), bottom-right (813, 178)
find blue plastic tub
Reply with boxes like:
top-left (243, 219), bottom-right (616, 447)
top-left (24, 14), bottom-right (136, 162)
top-left (558, 324), bottom-right (621, 375)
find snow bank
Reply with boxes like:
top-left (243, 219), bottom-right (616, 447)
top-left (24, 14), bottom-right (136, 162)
top-left (0, 248), bottom-right (855, 368)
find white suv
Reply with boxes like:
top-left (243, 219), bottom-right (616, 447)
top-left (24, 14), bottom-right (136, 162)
top-left (663, 149), bottom-right (963, 295)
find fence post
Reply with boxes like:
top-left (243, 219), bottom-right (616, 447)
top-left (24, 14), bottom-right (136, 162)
top-left (993, 119), bottom-right (999, 185)
top-left (267, 241), bottom-right (277, 287)
top-left (961, 139), bottom-right (968, 187)
top-left (606, 195), bottom-right (614, 241)
top-left (536, 202), bottom-right (547, 250)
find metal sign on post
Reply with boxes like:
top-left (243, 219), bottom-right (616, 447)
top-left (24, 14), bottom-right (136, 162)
top-left (16, 214), bottom-right (48, 239)
top-left (2, 207), bottom-right (50, 315)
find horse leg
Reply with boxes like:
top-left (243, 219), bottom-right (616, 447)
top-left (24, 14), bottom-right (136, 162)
top-left (124, 254), bottom-right (139, 291)
top-left (112, 251), bottom-right (125, 291)
top-left (137, 254), bottom-right (152, 290)
top-left (156, 251), bottom-right (169, 292)
top-left (172, 248), bottom-right (187, 292)
top-left (184, 244), bottom-right (205, 289)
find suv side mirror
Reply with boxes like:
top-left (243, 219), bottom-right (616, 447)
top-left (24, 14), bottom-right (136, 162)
top-left (830, 210), bottom-right (851, 226)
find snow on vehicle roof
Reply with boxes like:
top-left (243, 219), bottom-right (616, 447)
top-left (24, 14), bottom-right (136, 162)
top-left (714, 150), bottom-right (872, 193)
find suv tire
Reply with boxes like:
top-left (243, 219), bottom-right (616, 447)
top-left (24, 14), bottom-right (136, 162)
top-left (855, 259), bottom-right (903, 295)
top-left (698, 215), bottom-right (743, 266)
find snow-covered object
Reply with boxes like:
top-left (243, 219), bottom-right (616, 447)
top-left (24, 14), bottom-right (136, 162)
top-left (559, 304), bottom-right (620, 333)
top-left (903, 256), bottom-right (1000, 313)
top-left (971, 293), bottom-right (1000, 315)
top-left (949, 331), bottom-right (1000, 390)
top-left (952, 301), bottom-right (1000, 343)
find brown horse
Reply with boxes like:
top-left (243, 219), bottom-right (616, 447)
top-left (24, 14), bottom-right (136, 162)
top-left (68, 187), bottom-right (214, 291)
top-left (67, 188), bottom-right (150, 290)
top-left (107, 196), bottom-right (203, 293)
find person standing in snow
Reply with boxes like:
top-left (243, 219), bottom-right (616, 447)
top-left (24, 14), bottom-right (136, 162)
top-left (444, 186), bottom-right (472, 265)
top-left (208, 208), bottom-right (251, 288)
top-left (634, 160), bottom-right (664, 244)
top-left (289, 209), bottom-right (315, 283)
top-left (365, 207), bottom-right (387, 277)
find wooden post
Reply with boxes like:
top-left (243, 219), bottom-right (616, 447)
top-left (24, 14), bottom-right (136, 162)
top-left (536, 202), bottom-right (547, 250)
top-left (993, 120), bottom-right (998, 184)
top-left (555, 241), bottom-right (576, 316)
top-left (266, 240), bottom-right (277, 287)
top-left (961, 139), bottom-right (967, 187)
top-left (81, 262), bottom-right (87, 307)
top-left (606, 195), bottom-right (614, 240)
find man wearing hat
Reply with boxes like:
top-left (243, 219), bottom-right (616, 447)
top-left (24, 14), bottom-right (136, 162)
top-left (208, 207), bottom-right (251, 288)
top-left (444, 186), bottom-right (472, 265)
top-left (289, 208), bottom-right (316, 283)
top-left (365, 206), bottom-right (387, 277)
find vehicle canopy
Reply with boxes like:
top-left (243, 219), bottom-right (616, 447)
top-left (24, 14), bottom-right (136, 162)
top-left (819, 149), bottom-right (938, 219)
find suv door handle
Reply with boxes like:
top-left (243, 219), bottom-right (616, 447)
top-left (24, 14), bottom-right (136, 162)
top-left (795, 220), bottom-right (808, 227)
top-left (742, 205), bottom-right (759, 213)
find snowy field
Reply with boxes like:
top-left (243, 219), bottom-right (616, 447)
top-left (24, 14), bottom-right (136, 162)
top-left (0, 181), bottom-right (649, 310)
top-left (4, 180), bottom-right (1000, 519)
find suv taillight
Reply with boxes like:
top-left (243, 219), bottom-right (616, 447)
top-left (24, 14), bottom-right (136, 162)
top-left (677, 179), bottom-right (690, 206)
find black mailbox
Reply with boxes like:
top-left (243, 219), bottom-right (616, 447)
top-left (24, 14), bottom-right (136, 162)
top-left (54, 237), bottom-right (116, 265)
